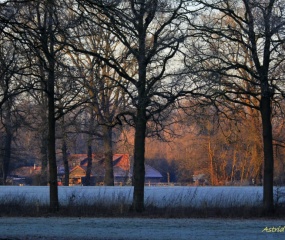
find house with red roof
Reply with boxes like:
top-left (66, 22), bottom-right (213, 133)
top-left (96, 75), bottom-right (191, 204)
top-left (9, 153), bottom-right (163, 186)
top-left (67, 153), bottom-right (162, 186)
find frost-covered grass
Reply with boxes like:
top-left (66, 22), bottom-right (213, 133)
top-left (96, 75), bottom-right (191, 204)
top-left (0, 186), bottom-right (284, 217)
top-left (1, 217), bottom-right (285, 240)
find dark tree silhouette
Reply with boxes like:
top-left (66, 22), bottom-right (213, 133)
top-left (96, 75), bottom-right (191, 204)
top-left (186, 0), bottom-right (285, 214)
top-left (73, 0), bottom-right (192, 212)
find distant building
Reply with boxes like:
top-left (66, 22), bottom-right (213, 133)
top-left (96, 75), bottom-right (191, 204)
top-left (10, 154), bottom-right (163, 186)
top-left (9, 165), bottom-right (41, 185)
top-left (144, 164), bottom-right (164, 184)
top-left (68, 165), bottom-right (95, 186)
top-left (67, 153), bottom-right (163, 186)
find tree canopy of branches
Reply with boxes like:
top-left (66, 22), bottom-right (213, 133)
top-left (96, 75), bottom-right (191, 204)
top-left (73, 0), bottom-right (192, 212)
top-left (186, 0), bottom-right (285, 214)
top-left (1, 0), bottom-right (285, 217)
top-left (1, 0), bottom-right (84, 211)
top-left (67, 23), bottom-right (131, 186)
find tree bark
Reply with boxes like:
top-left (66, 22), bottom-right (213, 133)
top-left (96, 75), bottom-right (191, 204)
top-left (1, 101), bottom-right (12, 185)
top-left (103, 125), bottom-right (114, 186)
top-left (39, 67), bottom-right (49, 186)
top-left (47, 7), bottom-right (58, 211)
top-left (260, 95), bottom-right (274, 214)
top-left (2, 128), bottom-right (12, 185)
top-left (230, 148), bottom-right (237, 183)
top-left (208, 139), bottom-right (215, 186)
top-left (45, 0), bottom-right (59, 212)
top-left (61, 116), bottom-right (69, 186)
top-left (132, 107), bottom-right (147, 212)
top-left (47, 67), bottom-right (59, 212)
top-left (85, 107), bottom-right (94, 186)
top-left (62, 140), bottom-right (69, 186)
top-left (85, 144), bottom-right (92, 186)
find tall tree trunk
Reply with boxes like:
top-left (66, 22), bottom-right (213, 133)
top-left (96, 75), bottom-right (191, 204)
top-left (85, 144), bottom-right (92, 186)
top-left (131, 27), bottom-right (148, 212)
top-left (46, 0), bottom-right (59, 212)
top-left (40, 138), bottom-right (48, 186)
top-left (260, 95), bottom-right (274, 214)
top-left (48, 68), bottom-right (59, 212)
top-left (62, 140), bottom-right (69, 186)
top-left (61, 116), bottom-right (69, 186)
top-left (85, 107), bottom-right (94, 186)
top-left (40, 111), bottom-right (48, 186)
top-left (47, 107), bottom-right (58, 212)
top-left (208, 139), bottom-right (215, 186)
top-left (103, 125), bottom-right (114, 186)
top-left (2, 101), bottom-right (12, 185)
top-left (132, 107), bottom-right (147, 212)
top-left (39, 67), bottom-right (49, 186)
top-left (2, 129), bottom-right (12, 185)
top-left (230, 148), bottom-right (237, 183)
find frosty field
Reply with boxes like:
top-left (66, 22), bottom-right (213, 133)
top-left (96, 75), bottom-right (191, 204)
top-left (0, 217), bottom-right (284, 239)
top-left (1, 185), bottom-right (282, 208)
top-left (0, 186), bottom-right (274, 207)
top-left (0, 186), bottom-right (285, 239)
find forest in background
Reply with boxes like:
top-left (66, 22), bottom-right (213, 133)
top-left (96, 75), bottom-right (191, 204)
top-left (1, 98), bottom-right (285, 186)
top-left (1, 0), bottom-right (285, 213)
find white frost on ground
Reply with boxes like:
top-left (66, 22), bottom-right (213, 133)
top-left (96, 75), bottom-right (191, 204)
top-left (0, 217), bottom-right (284, 240)
top-left (0, 186), bottom-right (285, 239)
top-left (1, 185), bottom-right (282, 207)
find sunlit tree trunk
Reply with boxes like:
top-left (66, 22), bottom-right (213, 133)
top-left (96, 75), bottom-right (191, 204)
top-left (230, 148), bottom-right (237, 183)
top-left (208, 139), bottom-right (215, 186)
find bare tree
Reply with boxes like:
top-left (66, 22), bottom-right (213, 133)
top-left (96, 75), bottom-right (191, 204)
top-left (0, 22), bottom-right (32, 184)
top-left (4, 0), bottom-right (83, 211)
top-left (186, 0), bottom-right (285, 214)
top-left (66, 23), bottom-right (131, 186)
top-left (69, 0), bottom-right (193, 212)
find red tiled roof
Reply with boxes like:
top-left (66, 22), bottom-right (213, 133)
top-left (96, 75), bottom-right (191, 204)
top-left (68, 153), bottom-right (130, 170)
top-left (113, 154), bottom-right (130, 170)
top-left (68, 154), bottom-right (130, 178)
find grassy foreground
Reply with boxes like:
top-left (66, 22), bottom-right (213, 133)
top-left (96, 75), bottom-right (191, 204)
top-left (0, 193), bottom-right (284, 218)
